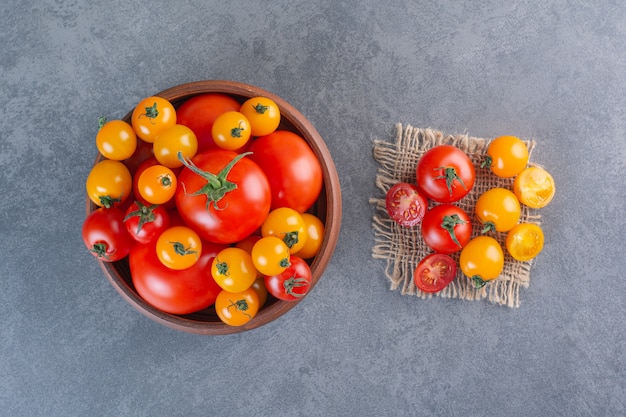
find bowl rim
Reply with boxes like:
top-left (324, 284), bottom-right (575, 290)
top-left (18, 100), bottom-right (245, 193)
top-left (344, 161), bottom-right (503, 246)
top-left (86, 80), bottom-right (342, 335)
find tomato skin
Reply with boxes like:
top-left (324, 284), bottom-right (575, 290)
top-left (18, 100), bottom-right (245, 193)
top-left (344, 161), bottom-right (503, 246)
top-left (514, 166), bottom-right (556, 208)
top-left (239, 97), bottom-right (281, 137)
top-left (82, 207), bottom-right (134, 262)
top-left (96, 119), bottom-right (137, 161)
top-left (483, 135), bottom-right (529, 178)
top-left (385, 182), bottom-right (428, 227)
top-left (153, 124), bottom-right (198, 168)
top-left (251, 236), bottom-right (291, 276)
top-left (176, 93), bottom-right (241, 153)
top-left (86, 159), bottom-right (132, 208)
top-left (214, 288), bottom-right (260, 326)
top-left (294, 213), bottom-right (325, 259)
top-left (505, 223), bottom-right (544, 261)
top-left (129, 239), bottom-right (226, 315)
top-left (131, 96), bottom-right (176, 143)
top-left (156, 226), bottom-right (203, 270)
top-left (137, 164), bottom-right (177, 205)
top-left (211, 247), bottom-right (257, 293)
top-left (261, 207), bottom-right (308, 254)
top-left (248, 130), bottom-right (322, 213)
top-left (123, 201), bottom-right (170, 244)
top-left (416, 145), bottom-right (475, 203)
top-left (421, 204), bottom-right (472, 254)
top-left (414, 253), bottom-right (457, 293)
top-left (459, 236), bottom-right (504, 288)
top-left (475, 188), bottom-right (521, 233)
top-left (211, 111), bottom-right (252, 151)
top-left (264, 256), bottom-right (312, 301)
top-left (175, 150), bottom-right (271, 244)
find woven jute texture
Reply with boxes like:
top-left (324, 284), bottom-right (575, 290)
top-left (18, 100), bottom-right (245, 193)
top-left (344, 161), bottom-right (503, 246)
top-left (370, 124), bottom-right (541, 308)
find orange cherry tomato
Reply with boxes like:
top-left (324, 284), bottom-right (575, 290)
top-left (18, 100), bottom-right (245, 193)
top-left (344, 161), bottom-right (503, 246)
top-left (506, 223), bottom-right (544, 261)
top-left (131, 96), bottom-right (176, 143)
top-left (155, 226), bottom-right (202, 270)
top-left (211, 111), bottom-right (252, 150)
top-left (294, 213), bottom-right (325, 259)
top-left (239, 96), bottom-right (281, 137)
top-left (215, 288), bottom-right (260, 326)
top-left (459, 236), bottom-right (504, 289)
top-left (211, 247), bottom-right (258, 293)
top-left (514, 166), bottom-right (556, 208)
top-left (475, 188), bottom-right (521, 233)
top-left (482, 135), bottom-right (529, 178)
top-left (153, 124), bottom-right (198, 168)
top-left (261, 207), bottom-right (307, 254)
top-left (251, 236), bottom-right (291, 276)
top-left (137, 164), bottom-right (177, 205)
top-left (96, 118), bottom-right (137, 161)
top-left (86, 159), bottom-right (132, 208)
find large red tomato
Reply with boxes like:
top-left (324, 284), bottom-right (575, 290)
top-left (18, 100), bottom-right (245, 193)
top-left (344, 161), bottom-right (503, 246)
top-left (248, 130), bottom-right (322, 213)
top-left (416, 145), bottom-right (475, 203)
top-left (129, 239), bottom-right (226, 315)
top-left (175, 149), bottom-right (271, 244)
top-left (176, 93), bottom-right (242, 153)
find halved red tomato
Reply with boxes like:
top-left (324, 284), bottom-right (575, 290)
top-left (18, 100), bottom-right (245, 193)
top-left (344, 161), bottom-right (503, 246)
top-left (385, 182), bottom-right (428, 227)
top-left (414, 253), bottom-right (457, 293)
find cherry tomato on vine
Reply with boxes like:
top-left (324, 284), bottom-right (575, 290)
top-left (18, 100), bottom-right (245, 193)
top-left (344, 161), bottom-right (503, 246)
top-left (131, 96), bottom-right (176, 143)
top-left (416, 145), bottom-right (475, 203)
top-left (175, 150), bottom-right (271, 244)
top-left (514, 166), bottom-right (556, 208)
top-left (211, 247), bottom-right (258, 293)
top-left (123, 201), bottom-right (170, 244)
top-left (215, 287), bottom-right (260, 326)
top-left (153, 124), bottom-right (198, 168)
top-left (294, 213), bottom-right (325, 259)
top-left (156, 226), bottom-right (202, 270)
top-left (176, 93), bottom-right (241, 152)
top-left (82, 207), bottom-right (134, 262)
top-left (86, 159), bottom-right (132, 208)
top-left (459, 236), bottom-right (504, 289)
top-left (481, 135), bottom-right (529, 178)
top-left (129, 239), bottom-right (226, 315)
top-left (96, 118), bottom-right (137, 161)
top-left (251, 236), bottom-right (291, 276)
top-left (421, 204), bottom-right (472, 254)
top-left (212, 111), bottom-right (252, 151)
top-left (261, 207), bottom-right (307, 254)
top-left (505, 223), bottom-right (544, 261)
top-left (249, 130), bottom-right (322, 213)
top-left (137, 164), bottom-right (177, 205)
top-left (475, 187), bottom-right (521, 233)
top-left (414, 253), bottom-right (457, 293)
top-left (239, 96), bottom-right (281, 137)
top-left (265, 256), bottom-right (312, 301)
top-left (385, 182), bottom-right (428, 227)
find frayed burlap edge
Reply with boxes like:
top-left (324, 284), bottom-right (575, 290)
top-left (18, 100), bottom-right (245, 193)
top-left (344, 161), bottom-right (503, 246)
top-left (370, 124), bottom-right (542, 308)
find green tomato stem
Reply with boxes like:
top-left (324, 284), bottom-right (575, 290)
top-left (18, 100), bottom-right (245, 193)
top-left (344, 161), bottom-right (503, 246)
top-left (440, 214), bottom-right (467, 247)
top-left (434, 166), bottom-right (467, 196)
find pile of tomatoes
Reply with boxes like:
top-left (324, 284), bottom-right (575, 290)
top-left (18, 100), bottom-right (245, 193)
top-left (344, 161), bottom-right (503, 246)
top-left (385, 136), bottom-right (555, 293)
top-left (82, 93), bottom-right (326, 326)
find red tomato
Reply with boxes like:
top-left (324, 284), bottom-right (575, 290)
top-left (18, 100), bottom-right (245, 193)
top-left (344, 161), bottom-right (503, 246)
top-left (264, 256), bottom-right (312, 301)
top-left (248, 130), bottom-right (322, 213)
top-left (421, 204), bottom-right (472, 254)
top-left (175, 150), bottom-right (271, 244)
top-left (129, 239), bottom-right (227, 315)
top-left (385, 182), bottom-right (428, 227)
top-left (176, 93), bottom-right (242, 153)
top-left (82, 207), bottom-right (134, 262)
top-left (414, 253), bottom-right (457, 293)
top-left (416, 145), bottom-right (475, 203)
top-left (123, 201), bottom-right (170, 244)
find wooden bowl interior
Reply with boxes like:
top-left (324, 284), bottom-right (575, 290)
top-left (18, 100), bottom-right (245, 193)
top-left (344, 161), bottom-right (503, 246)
top-left (86, 80), bottom-right (341, 335)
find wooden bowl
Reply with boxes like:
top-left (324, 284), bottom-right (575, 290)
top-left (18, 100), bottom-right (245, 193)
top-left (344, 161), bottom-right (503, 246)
top-left (86, 80), bottom-right (342, 335)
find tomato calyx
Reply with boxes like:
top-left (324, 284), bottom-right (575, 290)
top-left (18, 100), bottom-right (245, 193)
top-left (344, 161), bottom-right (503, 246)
top-left (480, 156), bottom-right (492, 169)
top-left (139, 102), bottom-right (159, 122)
top-left (99, 194), bottom-right (122, 209)
top-left (98, 115), bottom-right (107, 130)
top-left (228, 298), bottom-right (252, 318)
top-left (434, 166), bottom-right (468, 196)
top-left (90, 242), bottom-right (113, 260)
top-left (124, 201), bottom-right (157, 234)
top-left (440, 214), bottom-right (468, 248)
top-left (282, 231), bottom-right (300, 249)
top-left (177, 151), bottom-right (251, 211)
top-left (471, 275), bottom-right (487, 289)
top-left (283, 275), bottom-right (308, 298)
top-left (481, 221), bottom-right (497, 234)
top-left (253, 103), bottom-right (270, 114)
top-left (169, 241), bottom-right (199, 258)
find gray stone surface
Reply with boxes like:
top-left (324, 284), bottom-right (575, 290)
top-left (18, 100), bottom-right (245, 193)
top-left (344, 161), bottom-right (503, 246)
top-left (1, 1), bottom-right (624, 416)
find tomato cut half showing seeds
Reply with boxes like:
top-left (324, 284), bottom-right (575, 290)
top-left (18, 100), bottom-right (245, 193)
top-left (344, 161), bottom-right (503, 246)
top-left (414, 253), bottom-right (457, 293)
top-left (385, 182), bottom-right (428, 227)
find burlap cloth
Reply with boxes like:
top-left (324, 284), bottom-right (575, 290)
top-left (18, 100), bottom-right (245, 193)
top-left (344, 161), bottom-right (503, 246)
top-left (370, 124), bottom-right (542, 308)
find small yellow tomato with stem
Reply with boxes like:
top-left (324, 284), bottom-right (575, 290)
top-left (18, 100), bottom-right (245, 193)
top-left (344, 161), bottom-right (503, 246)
top-left (459, 236), bottom-right (504, 289)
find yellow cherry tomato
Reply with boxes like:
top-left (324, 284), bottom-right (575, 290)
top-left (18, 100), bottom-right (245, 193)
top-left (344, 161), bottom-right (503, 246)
top-left (239, 96), bottom-right (281, 137)
top-left (506, 223), bottom-right (544, 261)
top-left (153, 124), bottom-right (198, 168)
top-left (211, 247), bottom-right (258, 293)
top-left (459, 236), bottom-right (504, 289)
top-left (211, 111), bottom-right (252, 150)
top-left (96, 118), bottom-right (137, 161)
top-left (251, 236), bottom-right (291, 276)
top-left (475, 187), bottom-right (521, 233)
top-left (482, 135), bottom-right (529, 178)
top-left (86, 159), bottom-right (132, 208)
top-left (514, 166), bottom-right (556, 208)
top-left (156, 226), bottom-right (202, 270)
top-left (294, 213), bottom-right (325, 259)
top-left (214, 288), bottom-right (260, 327)
top-left (131, 96), bottom-right (176, 143)
top-left (137, 164), bottom-right (177, 205)
top-left (261, 207), bottom-right (307, 254)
